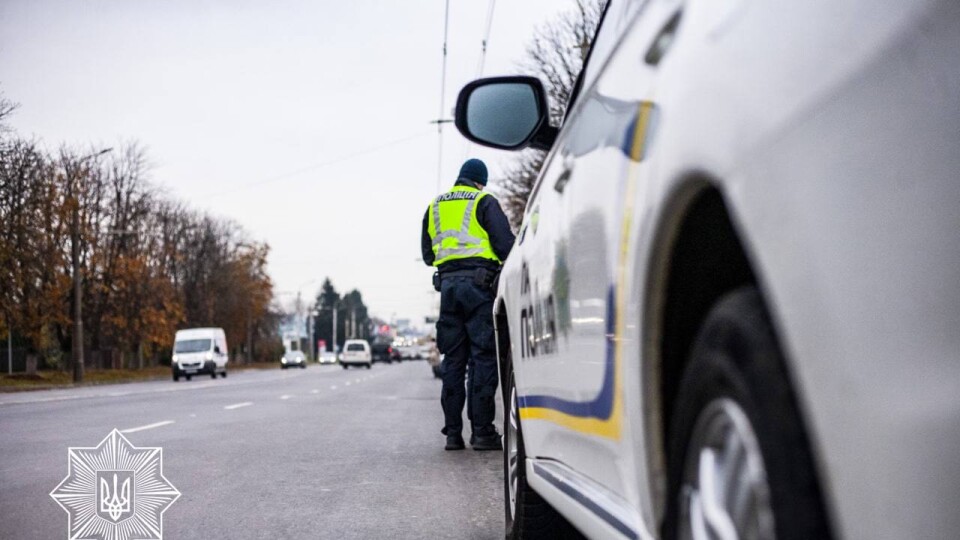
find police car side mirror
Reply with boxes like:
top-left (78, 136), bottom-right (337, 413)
top-left (454, 76), bottom-right (557, 151)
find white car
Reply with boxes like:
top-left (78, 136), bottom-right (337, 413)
top-left (171, 327), bottom-right (228, 381)
top-left (340, 340), bottom-right (372, 370)
top-left (280, 335), bottom-right (307, 369)
top-left (454, 1), bottom-right (960, 539)
top-left (281, 351), bottom-right (306, 369)
top-left (318, 350), bottom-right (338, 365)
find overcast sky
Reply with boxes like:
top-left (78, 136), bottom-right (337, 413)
top-left (0, 0), bottom-right (568, 327)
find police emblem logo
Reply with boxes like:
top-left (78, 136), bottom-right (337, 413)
top-left (51, 430), bottom-right (179, 540)
top-left (97, 471), bottom-right (134, 522)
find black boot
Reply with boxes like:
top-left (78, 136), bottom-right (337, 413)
top-left (470, 431), bottom-right (502, 451)
top-left (445, 434), bottom-right (465, 451)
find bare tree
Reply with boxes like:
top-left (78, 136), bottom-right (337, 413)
top-left (494, 0), bottom-right (605, 228)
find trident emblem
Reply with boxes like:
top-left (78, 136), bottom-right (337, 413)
top-left (98, 471), bottom-right (133, 522)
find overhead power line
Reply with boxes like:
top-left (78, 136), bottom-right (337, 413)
top-left (464, 0), bottom-right (497, 162)
top-left (207, 130), bottom-right (433, 197)
top-left (475, 0), bottom-right (497, 78)
top-left (436, 0), bottom-right (452, 193)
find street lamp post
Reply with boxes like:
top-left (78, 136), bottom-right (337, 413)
top-left (6, 318), bottom-right (11, 375)
top-left (68, 147), bottom-right (112, 383)
top-left (308, 310), bottom-right (318, 362)
top-left (332, 301), bottom-right (339, 353)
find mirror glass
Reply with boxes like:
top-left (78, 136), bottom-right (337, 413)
top-left (466, 83), bottom-right (541, 147)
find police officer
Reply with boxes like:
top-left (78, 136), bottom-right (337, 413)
top-left (421, 158), bottom-right (515, 451)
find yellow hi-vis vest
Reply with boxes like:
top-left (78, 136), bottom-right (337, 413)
top-left (427, 185), bottom-right (501, 267)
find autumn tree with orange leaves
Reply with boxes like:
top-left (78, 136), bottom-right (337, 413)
top-left (0, 92), bottom-right (279, 371)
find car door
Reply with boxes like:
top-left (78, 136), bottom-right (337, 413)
top-left (516, 0), bottom-right (680, 522)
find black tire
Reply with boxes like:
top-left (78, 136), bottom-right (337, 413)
top-left (663, 286), bottom-right (832, 540)
top-left (221, 371), bottom-right (227, 378)
top-left (301, 364), bottom-right (306, 369)
top-left (503, 365), bottom-right (581, 540)
top-left (185, 375), bottom-right (192, 381)
top-left (210, 371), bottom-right (217, 379)
top-left (342, 364), bottom-right (348, 370)
top-left (172, 373), bottom-right (179, 382)
top-left (366, 363), bottom-right (372, 370)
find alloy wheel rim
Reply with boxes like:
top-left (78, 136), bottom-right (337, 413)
top-left (679, 398), bottom-right (775, 540)
top-left (507, 383), bottom-right (520, 521)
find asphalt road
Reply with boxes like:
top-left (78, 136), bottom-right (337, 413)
top-left (0, 361), bottom-right (504, 539)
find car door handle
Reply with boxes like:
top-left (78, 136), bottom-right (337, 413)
top-left (554, 158), bottom-right (574, 193)
top-left (644, 10), bottom-right (683, 66)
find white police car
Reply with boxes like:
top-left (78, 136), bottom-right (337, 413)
top-left (454, 0), bottom-right (960, 538)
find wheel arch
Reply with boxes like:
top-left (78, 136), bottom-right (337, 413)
top-left (494, 296), bottom-right (512, 401)
top-left (640, 173), bottom-right (759, 521)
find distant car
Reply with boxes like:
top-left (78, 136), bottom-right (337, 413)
top-left (281, 350), bottom-right (306, 369)
top-left (397, 344), bottom-right (418, 360)
top-left (280, 334), bottom-right (306, 369)
top-left (171, 327), bottom-right (228, 381)
top-left (340, 340), bottom-right (372, 369)
top-left (370, 337), bottom-right (395, 364)
top-left (317, 350), bottom-right (337, 364)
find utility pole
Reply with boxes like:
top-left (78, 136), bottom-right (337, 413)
top-left (308, 312), bottom-right (317, 362)
top-left (6, 319), bottom-right (11, 375)
top-left (68, 147), bottom-right (112, 383)
top-left (331, 304), bottom-right (338, 353)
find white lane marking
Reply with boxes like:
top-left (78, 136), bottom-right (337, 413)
top-left (224, 401), bottom-right (253, 410)
top-left (189, 414), bottom-right (196, 418)
top-left (345, 382), bottom-right (351, 386)
top-left (280, 395), bottom-right (292, 400)
top-left (310, 389), bottom-right (319, 394)
top-left (354, 379), bottom-right (361, 383)
top-left (121, 420), bottom-right (174, 434)
top-left (330, 385), bottom-right (337, 390)
top-left (0, 374), bottom-right (281, 407)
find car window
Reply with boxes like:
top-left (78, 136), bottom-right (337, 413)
top-left (581, 0), bottom-right (645, 91)
top-left (174, 339), bottom-right (211, 353)
top-left (289, 341), bottom-right (299, 351)
top-left (347, 343), bottom-right (365, 351)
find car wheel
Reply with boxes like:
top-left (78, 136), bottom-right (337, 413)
top-left (172, 373), bottom-right (179, 382)
top-left (301, 364), bottom-right (306, 369)
top-left (366, 363), bottom-right (372, 370)
top-left (503, 364), bottom-right (579, 539)
top-left (342, 364), bottom-right (348, 370)
top-left (221, 371), bottom-right (227, 378)
top-left (210, 371), bottom-right (217, 379)
top-left (663, 287), bottom-right (832, 540)
top-left (185, 375), bottom-right (192, 381)
top-left (432, 365), bottom-right (441, 379)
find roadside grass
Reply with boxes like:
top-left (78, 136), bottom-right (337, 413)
top-left (0, 362), bottom-right (282, 392)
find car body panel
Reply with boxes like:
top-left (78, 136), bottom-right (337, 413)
top-left (496, 0), bottom-right (960, 538)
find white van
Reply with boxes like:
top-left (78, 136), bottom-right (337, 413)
top-left (171, 328), bottom-right (228, 381)
top-left (340, 339), bottom-right (371, 369)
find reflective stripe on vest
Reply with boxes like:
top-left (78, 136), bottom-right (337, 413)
top-left (427, 186), bottom-right (500, 266)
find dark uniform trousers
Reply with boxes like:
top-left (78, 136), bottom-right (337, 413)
top-left (436, 275), bottom-right (499, 437)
